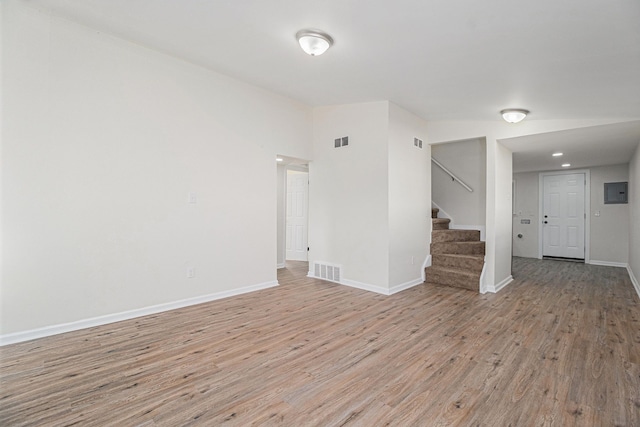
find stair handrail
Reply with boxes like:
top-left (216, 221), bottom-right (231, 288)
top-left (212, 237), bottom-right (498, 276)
top-left (431, 157), bottom-right (473, 193)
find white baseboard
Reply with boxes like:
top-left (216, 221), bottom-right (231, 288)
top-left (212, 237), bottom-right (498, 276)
top-left (484, 275), bottom-right (513, 294)
top-left (389, 278), bottom-right (424, 295)
top-left (589, 260), bottom-right (628, 268)
top-left (0, 280), bottom-right (279, 346)
top-left (627, 265), bottom-right (640, 301)
top-left (277, 262), bottom-right (286, 269)
top-left (308, 272), bottom-right (423, 296)
top-left (336, 278), bottom-right (390, 295)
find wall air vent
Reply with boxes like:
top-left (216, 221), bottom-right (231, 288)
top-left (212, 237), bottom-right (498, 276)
top-left (414, 137), bottom-right (423, 148)
top-left (313, 262), bottom-right (342, 283)
top-left (334, 136), bottom-right (349, 148)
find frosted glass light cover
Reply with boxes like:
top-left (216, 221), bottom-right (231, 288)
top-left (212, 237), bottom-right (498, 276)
top-left (299, 35), bottom-right (329, 56)
top-left (296, 30), bottom-right (333, 56)
top-left (500, 109), bottom-right (529, 123)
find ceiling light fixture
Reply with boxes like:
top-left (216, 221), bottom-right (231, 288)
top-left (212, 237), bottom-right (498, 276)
top-left (296, 29), bottom-right (333, 56)
top-left (276, 158), bottom-right (283, 162)
top-left (552, 152), bottom-right (563, 157)
top-left (500, 109), bottom-right (529, 124)
top-left (562, 163), bottom-right (571, 168)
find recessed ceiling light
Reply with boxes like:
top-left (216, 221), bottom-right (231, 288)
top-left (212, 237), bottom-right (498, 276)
top-left (552, 152), bottom-right (563, 157)
top-left (276, 158), bottom-right (283, 162)
top-left (562, 163), bottom-right (571, 167)
top-left (500, 109), bottom-right (529, 123)
top-left (296, 30), bottom-right (333, 56)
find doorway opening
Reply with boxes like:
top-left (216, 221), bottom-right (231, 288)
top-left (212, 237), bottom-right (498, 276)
top-left (276, 155), bottom-right (309, 270)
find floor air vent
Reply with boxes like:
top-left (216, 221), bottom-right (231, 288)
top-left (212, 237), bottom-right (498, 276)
top-left (313, 262), bottom-right (341, 283)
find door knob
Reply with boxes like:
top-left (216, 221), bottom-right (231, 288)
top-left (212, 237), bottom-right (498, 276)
top-left (544, 215), bottom-right (548, 218)
top-left (543, 221), bottom-right (548, 224)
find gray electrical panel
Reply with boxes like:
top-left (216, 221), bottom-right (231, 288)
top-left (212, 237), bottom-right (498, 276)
top-left (604, 182), bottom-right (628, 204)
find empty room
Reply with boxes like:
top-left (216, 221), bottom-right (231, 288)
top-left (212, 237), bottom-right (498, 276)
top-left (1, 0), bottom-right (640, 425)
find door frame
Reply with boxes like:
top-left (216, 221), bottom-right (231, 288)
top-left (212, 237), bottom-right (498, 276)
top-left (537, 169), bottom-right (590, 262)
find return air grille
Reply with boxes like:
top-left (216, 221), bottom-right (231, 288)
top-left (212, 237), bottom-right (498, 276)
top-left (313, 262), bottom-right (341, 283)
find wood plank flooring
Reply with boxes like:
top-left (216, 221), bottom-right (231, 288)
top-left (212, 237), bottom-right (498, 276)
top-left (1, 257), bottom-right (639, 426)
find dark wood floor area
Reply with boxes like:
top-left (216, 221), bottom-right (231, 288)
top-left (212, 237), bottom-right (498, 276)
top-left (1, 258), bottom-right (639, 426)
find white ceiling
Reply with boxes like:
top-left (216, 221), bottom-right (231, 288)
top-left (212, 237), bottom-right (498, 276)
top-left (26, 0), bottom-right (640, 170)
top-left (501, 120), bottom-right (640, 173)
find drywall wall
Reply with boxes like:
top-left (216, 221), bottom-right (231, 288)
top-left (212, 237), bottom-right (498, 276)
top-left (309, 102), bottom-right (390, 291)
top-left (494, 141), bottom-right (514, 288)
top-left (431, 138), bottom-right (486, 227)
top-left (629, 143), bottom-right (640, 297)
top-left (512, 172), bottom-right (540, 258)
top-left (590, 164), bottom-right (629, 264)
top-left (388, 103), bottom-right (430, 288)
top-left (1, 3), bottom-right (312, 336)
top-left (276, 164), bottom-right (286, 268)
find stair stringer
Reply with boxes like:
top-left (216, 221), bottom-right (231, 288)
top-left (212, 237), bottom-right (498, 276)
top-left (478, 257), bottom-right (487, 294)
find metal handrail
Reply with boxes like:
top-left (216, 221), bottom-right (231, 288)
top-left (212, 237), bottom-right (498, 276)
top-left (431, 158), bottom-right (473, 192)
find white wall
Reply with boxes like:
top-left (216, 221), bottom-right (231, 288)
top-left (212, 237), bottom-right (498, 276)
top-left (590, 164), bottom-right (630, 265)
top-left (493, 141), bottom-right (514, 290)
top-left (629, 143), bottom-right (640, 297)
top-left (309, 101), bottom-right (430, 293)
top-left (512, 172), bottom-right (540, 258)
top-left (1, 3), bottom-right (312, 336)
top-left (388, 103), bottom-right (430, 288)
top-left (276, 164), bottom-right (286, 268)
top-left (431, 138), bottom-right (486, 227)
top-left (310, 102), bottom-right (390, 290)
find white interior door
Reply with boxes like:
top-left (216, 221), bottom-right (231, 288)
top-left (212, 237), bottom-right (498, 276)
top-left (542, 173), bottom-right (585, 259)
top-left (286, 170), bottom-right (308, 261)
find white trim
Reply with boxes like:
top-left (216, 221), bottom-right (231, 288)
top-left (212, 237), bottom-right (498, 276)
top-left (589, 260), bottom-right (628, 268)
top-left (538, 169), bottom-right (591, 262)
top-left (389, 278), bottom-right (424, 295)
top-left (339, 278), bottom-right (390, 295)
top-left (479, 259), bottom-right (488, 294)
top-left (0, 280), bottom-right (279, 346)
top-left (484, 274), bottom-right (513, 294)
top-left (277, 262), bottom-right (286, 269)
top-left (627, 265), bottom-right (640, 301)
top-left (421, 255), bottom-right (432, 282)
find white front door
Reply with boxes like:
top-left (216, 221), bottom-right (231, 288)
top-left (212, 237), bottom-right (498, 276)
top-left (286, 170), bottom-right (308, 261)
top-left (542, 173), bottom-right (585, 259)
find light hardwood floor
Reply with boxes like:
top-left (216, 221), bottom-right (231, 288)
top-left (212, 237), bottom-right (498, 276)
top-left (1, 258), bottom-right (639, 426)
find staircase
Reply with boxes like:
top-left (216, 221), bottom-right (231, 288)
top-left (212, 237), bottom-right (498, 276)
top-left (425, 208), bottom-right (485, 292)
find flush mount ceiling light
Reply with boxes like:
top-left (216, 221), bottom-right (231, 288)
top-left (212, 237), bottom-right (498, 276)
top-left (296, 29), bottom-right (333, 56)
top-left (562, 163), bottom-right (571, 168)
top-left (552, 152), bottom-right (563, 157)
top-left (500, 109), bottom-right (530, 124)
